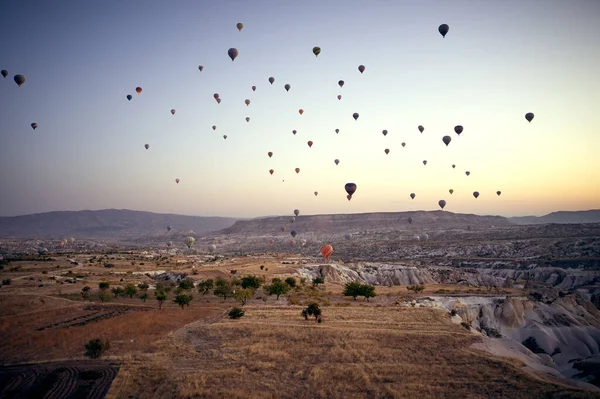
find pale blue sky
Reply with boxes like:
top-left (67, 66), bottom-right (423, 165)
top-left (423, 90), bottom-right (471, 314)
top-left (1, 0), bottom-right (599, 218)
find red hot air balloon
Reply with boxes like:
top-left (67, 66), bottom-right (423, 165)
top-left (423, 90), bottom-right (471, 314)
top-left (268, 151), bottom-right (273, 158)
top-left (295, 168), bottom-right (300, 174)
top-left (252, 85), bottom-right (256, 91)
top-left (320, 244), bottom-right (334, 260)
top-left (384, 149), bottom-right (390, 155)
top-left (299, 109), bottom-right (304, 115)
top-left (307, 141), bottom-right (313, 148)
top-left (269, 169), bottom-right (274, 175)
top-left (175, 178), bottom-right (180, 184)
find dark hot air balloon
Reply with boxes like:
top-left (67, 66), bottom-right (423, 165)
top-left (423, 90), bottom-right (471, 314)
top-left (345, 183), bottom-right (357, 196)
top-left (294, 209), bottom-right (300, 216)
top-left (292, 130), bottom-right (297, 135)
top-left (473, 191), bottom-right (480, 198)
top-left (269, 169), bottom-right (274, 175)
top-left (338, 80), bottom-right (344, 88)
top-left (334, 159), bottom-right (339, 165)
top-left (295, 168), bottom-right (300, 174)
top-left (1, 70), bottom-right (7, 78)
top-left (144, 144), bottom-right (149, 150)
top-left (269, 77), bottom-right (275, 84)
top-left (313, 47), bottom-right (321, 57)
top-left (442, 136), bottom-right (451, 146)
top-left (525, 112), bottom-right (534, 122)
top-left (496, 191), bottom-right (502, 196)
top-left (384, 149), bottom-right (390, 155)
top-left (335, 129), bottom-right (339, 134)
top-left (454, 125), bottom-right (463, 135)
top-left (352, 113), bottom-right (359, 120)
top-left (228, 48), bottom-right (239, 61)
top-left (382, 130), bottom-right (388, 136)
top-left (418, 125), bottom-right (424, 133)
top-left (407, 217), bottom-right (413, 224)
top-left (284, 84), bottom-right (291, 92)
top-left (449, 189), bottom-right (454, 194)
top-left (438, 24), bottom-right (449, 38)
top-left (423, 160), bottom-right (427, 166)
top-left (175, 178), bottom-right (180, 184)
top-left (410, 193), bottom-right (415, 199)
top-left (236, 23), bottom-right (243, 31)
top-left (136, 87), bottom-right (142, 94)
top-left (307, 141), bottom-right (313, 148)
top-left (127, 94), bottom-right (132, 101)
top-left (268, 151), bottom-right (273, 158)
top-left (337, 95), bottom-right (342, 100)
top-left (31, 123), bottom-right (38, 130)
top-left (298, 109), bottom-right (304, 115)
top-left (465, 171), bottom-right (470, 176)
top-left (252, 85), bottom-right (256, 91)
top-left (358, 65), bottom-right (365, 73)
top-left (439, 200), bottom-right (446, 209)
top-left (198, 65), bottom-right (204, 71)
top-left (14, 74), bottom-right (25, 87)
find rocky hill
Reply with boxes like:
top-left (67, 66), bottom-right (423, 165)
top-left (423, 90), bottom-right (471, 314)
top-left (218, 211), bottom-right (513, 236)
top-left (510, 210), bottom-right (600, 225)
top-left (0, 209), bottom-right (241, 239)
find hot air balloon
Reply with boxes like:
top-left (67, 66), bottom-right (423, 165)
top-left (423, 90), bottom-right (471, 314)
top-left (418, 125), bottom-right (424, 133)
top-left (292, 130), bottom-right (297, 135)
top-left (236, 22), bottom-right (243, 31)
top-left (284, 84), bottom-right (291, 92)
top-left (175, 178), bottom-right (180, 184)
top-left (268, 151), bottom-right (273, 158)
top-left (269, 77), bottom-right (275, 84)
top-left (14, 74), bottom-right (25, 87)
top-left (269, 169), bottom-right (274, 175)
top-left (335, 129), bottom-right (339, 134)
top-left (223, 135), bottom-right (228, 139)
top-left (443, 136), bottom-right (451, 146)
top-left (198, 65), bottom-right (204, 71)
top-left (345, 183), bottom-right (357, 196)
top-left (212, 125), bottom-right (217, 131)
top-left (454, 125), bottom-right (463, 135)
top-left (439, 200), bottom-right (446, 210)
top-left (449, 189), bottom-right (454, 194)
top-left (167, 241), bottom-right (173, 247)
top-left (252, 85), bottom-right (256, 91)
top-left (144, 144), bottom-right (149, 150)
top-left (423, 160), bottom-right (427, 166)
top-left (208, 244), bottom-right (216, 254)
top-left (295, 168), bottom-right (300, 174)
top-left (496, 191), bottom-right (502, 196)
top-left (438, 24), bottom-right (449, 38)
top-left (410, 193), bottom-right (416, 199)
top-left (337, 95), bottom-right (342, 100)
top-left (382, 130), bottom-right (388, 136)
top-left (126, 95), bottom-right (132, 101)
top-left (313, 47), bottom-right (321, 57)
top-left (269, 239), bottom-right (275, 245)
top-left (401, 142), bottom-right (406, 147)
top-left (345, 233), bottom-right (352, 240)
top-left (291, 230), bottom-right (297, 238)
top-left (213, 93), bottom-right (219, 100)
top-left (294, 209), bottom-right (300, 216)
top-left (358, 65), bottom-right (365, 73)
top-left (171, 109), bottom-right (176, 115)
top-left (281, 225), bottom-right (287, 232)
top-left (473, 191), bottom-right (480, 199)
top-left (290, 217), bottom-right (296, 224)
top-left (307, 141), bottom-right (313, 148)
top-left (320, 244), bottom-right (333, 260)
top-left (407, 217), bottom-right (413, 224)
top-left (347, 194), bottom-right (352, 201)
top-left (334, 159), bottom-right (339, 165)
top-left (31, 123), bottom-right (38, 130)
top-left (314, 191), bottom-right (318, 196)
top-left (420, 233), bottom-right (429, 241)
top-left (452, 164), bottom-right (456, 169)
top-left (217, 98), bottom-right (221, 104)
top-left (352, 113), bottom-right (359, 120)
top-left (301, 239), bottom-right (307, 247)
top-left (465, 171), bottom-right (470, 176)
top-left (245, 99), bottom-right (250, 106)
top-left (184, 237), bottom-right (195, 248)
top-left (338, 80), bottom-right (344, 88)
top-left (525, 112), bottom-right (534, 123)
top-left (246, 117), bottom-right (250, 122)
top-left (228, 48), bottom-right (238, 61)
top-left (299, 109), bottom-right (304, 115)
top-left (384, 149), bottom-right (390, 155)
top-left (1, 70), bottom-right (7, 78)
top-left (167, 225), bottom-right (172, 231)
top-left (289, 239), bottom-right (296, 247)
top-left (136, 87), bottom-right (142, 94)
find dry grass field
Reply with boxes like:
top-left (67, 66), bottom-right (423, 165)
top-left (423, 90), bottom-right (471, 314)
top-left (1, 253), bottom-right (599, 398)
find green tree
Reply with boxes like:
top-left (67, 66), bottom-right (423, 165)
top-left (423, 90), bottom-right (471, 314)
top-left (99, 281), bottom-right (109, 290)
top-left (343, 281), bottom-right (363, 300)
top-left (362, 284), bottom-right (376, 302)
top-left (137, 283), bottom-right (149, 291)
top-left (174, 293), bottom-right (193, 309)
top-left (111, 287), bottom-right (124, 298)
top-left (241, 275), bottom-right (262, 289)
top-left (214, 281), bottom-right (233, 300)
top-left (233, 288), bottom-right (254, 306)
top-left (98, 290), bottom-right (111, 303)
top-left (124, 283), bottom-right (137, 299)
top-left (265, 280), bottom-right (290, 300)
top-left (84, 339), bottom-right (110, 359)
top-left (198, 279), bottom-right (214, 295)
top-left (179, 278), bottom-right (195, 290)
top-left (305, 302), bottom-right (322, 322)
top-left (139, 292), bottom-right (148, 302)
top-left (155, 290), bottom-right (167, 309)
top-left (285, 277), bottom-right (297, 288)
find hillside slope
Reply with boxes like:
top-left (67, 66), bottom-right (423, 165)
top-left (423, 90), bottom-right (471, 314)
top-left (0, 209), bottom-right (241, 239)
top-left (510, 210), bottom-right (600, 225)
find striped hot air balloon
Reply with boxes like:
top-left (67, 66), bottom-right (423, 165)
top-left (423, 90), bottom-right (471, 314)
top-left (320, 244), bottom-right (333, 260)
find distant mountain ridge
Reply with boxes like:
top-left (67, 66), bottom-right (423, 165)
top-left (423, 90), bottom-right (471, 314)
top-left (509, 210), bottom-right (600, 225)
top-left (0, 209), bottom-right (242, 239)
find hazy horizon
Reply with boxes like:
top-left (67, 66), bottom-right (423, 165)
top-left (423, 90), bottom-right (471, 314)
top-left (1, 0), bottom-right (599, 219)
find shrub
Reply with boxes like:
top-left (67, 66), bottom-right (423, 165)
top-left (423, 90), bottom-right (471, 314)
top-left (312, 277), bottom-right (324, 287)
top-left (155, 290), bottom-right (167, 309)
top-left (2, 279), bottom-right (11, 285)
top-left (259, 265), bottom-right (264, 270)
top-left (234, 288), bottom-right (254, 306)
top-left (214, 281), bottom-right (233, 300)
top-left (343, 282), bottom-right (376, 301)
top-left (460, 322), bottom-right (471, 330)
top-left (229, 307), bottom-right (245, 319)
top-left (124, 283), bottom-right (137, 298)
top-left (84, 339), bottom-right (110, 359)
top-left (99, 282), bottom-right (109, 290)
top-left (137, 283), bottom-right (149, 291)
top-left (304, 302), bottom-right (322, 322)
top-left (450, 309), bottom-right (458, 316)
top-left (265, 280), bottom-right (290, 300)
top-left (198, 279), bottom-right (214, 295)
top-left (103, 263), bottom-right (114, 268)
